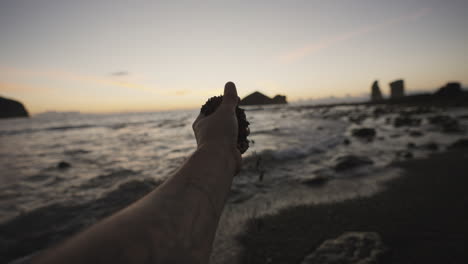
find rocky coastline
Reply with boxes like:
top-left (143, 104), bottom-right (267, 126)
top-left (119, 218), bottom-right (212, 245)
top-left (0, 96), bottom-right (29, 119)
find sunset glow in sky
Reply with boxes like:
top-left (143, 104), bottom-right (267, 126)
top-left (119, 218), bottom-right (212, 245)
top-left (1, 0), bottom-right (467, 114)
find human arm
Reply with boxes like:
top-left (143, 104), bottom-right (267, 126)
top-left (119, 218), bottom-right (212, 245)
top-left (33, 82), bottom-right (241, 264)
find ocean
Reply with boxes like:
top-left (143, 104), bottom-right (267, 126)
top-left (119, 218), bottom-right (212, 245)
top-left (1, 104), bottom-right (467, 263)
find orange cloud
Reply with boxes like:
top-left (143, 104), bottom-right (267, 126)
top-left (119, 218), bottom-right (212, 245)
top-left (0, 66), bottom-right (224, 102)
top-left (0, 67), bottom-right (157, 94)
top-left (0, 82), bottom-right (50, 93)
top-left (48, 70), bottom-right (158, 93)
top-left (280, 7), bottom-right (432, 63)
top-left (174, 90), bottom-right (190, 95)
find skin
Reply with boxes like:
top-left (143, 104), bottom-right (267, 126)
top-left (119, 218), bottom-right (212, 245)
top-left (33, 82), bottom-right (242, 264)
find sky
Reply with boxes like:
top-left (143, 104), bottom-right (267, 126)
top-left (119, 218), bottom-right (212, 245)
top-left (1, 0), bottom-right (467, 114)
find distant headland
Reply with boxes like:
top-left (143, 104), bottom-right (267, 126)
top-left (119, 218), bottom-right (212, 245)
top-left (240, 91), bottom-right (287, 106)
top-left (0, 96), bottom-right (29, 119)
top-left (368, 79), bottom-right (467, 106)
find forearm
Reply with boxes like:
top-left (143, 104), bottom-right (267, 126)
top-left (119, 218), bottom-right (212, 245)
top-left (158, 143), bottom-right (237, 218)
top-left (33, 144), bottom-right (237, 264)
top-left (143, 143), bottom-right (237, 262)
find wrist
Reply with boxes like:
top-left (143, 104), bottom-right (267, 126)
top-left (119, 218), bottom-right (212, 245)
top-left (197, 142), bottom-right (242, 174)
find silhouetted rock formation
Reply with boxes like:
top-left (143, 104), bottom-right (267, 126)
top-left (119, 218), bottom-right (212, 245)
top-left (57, 161), bottom-right (71, 169)
top-left (371, 80), bottom-right (383, 101)
top-left (271, 95), bottom-right (287, 104)
top-left (0, 96), bottom-right (29, 118)
top-left (364, 81), bottom-right (467, 106)
top-left (390, 79), bottom-right (405, 99)
top-left (435, 82), bottom-right (462, 97)
top-left (240, 91), bottom-right (287, 106)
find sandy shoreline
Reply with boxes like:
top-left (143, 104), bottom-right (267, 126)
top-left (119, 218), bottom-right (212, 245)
top-left (238, 149), bottom-right (468, 263)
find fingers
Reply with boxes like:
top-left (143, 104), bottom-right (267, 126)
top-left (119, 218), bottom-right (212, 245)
top-left (221, 82), bottom-right (239, 111)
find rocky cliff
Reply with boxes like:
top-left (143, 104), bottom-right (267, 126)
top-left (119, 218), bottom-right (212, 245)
top-left (240, 91), bottom-right (287, 106)
top-left (0, 96), bottom-right (29, 118)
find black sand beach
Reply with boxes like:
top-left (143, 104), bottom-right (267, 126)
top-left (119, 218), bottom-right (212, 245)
top-left (1, 98), bottom-right (467, 263)
top-left (239, 149), bottom-right (468, 263)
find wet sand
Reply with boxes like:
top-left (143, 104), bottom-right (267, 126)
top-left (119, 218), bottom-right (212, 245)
top-left (239, 149), bottom-right (468, 263)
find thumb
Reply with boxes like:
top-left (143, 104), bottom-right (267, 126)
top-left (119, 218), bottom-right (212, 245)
top-left (221, 81), bottom-right (239, 110)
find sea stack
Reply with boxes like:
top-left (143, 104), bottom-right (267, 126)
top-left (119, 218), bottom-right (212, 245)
top-left (371, 80), bottom-right (383, 101)
top-left (435, 82), bottom-right (462, 97)
top-left (240, 91), bottom-right (287, 106)
top-left (389, 79), bottom-right (405, 99)
top-left (0, 96), bottom-right (29, 119)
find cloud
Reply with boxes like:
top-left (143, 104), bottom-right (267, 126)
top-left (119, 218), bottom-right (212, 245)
top-left (280, 7), bottom-right (432, 63)
top-left (174, 90), bottom-right (190, 96)
top-left (0, 67), bottom-right (221, 98)
top-left (0, 67), bottom-right (156, 94)
top-left (110, 71), bottom-right (130, 76)
top-left (0, 82), bottom-right (50, 93)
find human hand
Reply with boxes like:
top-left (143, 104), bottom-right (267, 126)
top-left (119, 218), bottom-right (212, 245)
top-left (192, 82), bottom-right (242, 172)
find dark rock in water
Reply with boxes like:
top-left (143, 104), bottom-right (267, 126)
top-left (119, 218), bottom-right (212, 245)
top-left (409, 130), bottom-right (423, 137)
top-left (301, 232), bottom-right (387, 264)
top-left (57, 161), bottom-right (71, 169)
top-left (423, 142), bottom-right (439, 151)
top-left (441, 122), bottom-right (461, 133)
top-left (240, 91), bottom-right (287, 106)
top-left (407, 142), bottom-right (416, 149)
top-left (200, 92), bottom-right (250, 154)
top-left (428, 115), bottom-right (462, 133)
top-left (0, 96), bottom-right (29, 118)
top-left (373, 107), bottom-right (390, 117)
top-left (343, 138), bottom-right (351, 145)
top-left (394, 116), bottom-right (421, 127)
top-left (435, 82), bottom-right (462, 97)
top-left (351, 128), bottom-right (376, 139)
top-left (301, 175), bottom-right (328, 186)
top-left (428, 115), bottom-right (454, 125)
top-left (396, 150), bottom-right (413, 159)
top-left (334, 155), bottom-right (374, 171)
top-left (390, 79), bottom-right (405, 99)
top-left (348, 113), bottom-right (367, 124)
top-left (449, 138), bottom-right (468, 149)
top-left (403, 152), bottom-right (413, 159)
top-left (400, 106), bottom-right (434, 115)
top-left (371, 80), bottom-right (383, 102)
top-left (272, 95), bottom-right (287, 104)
